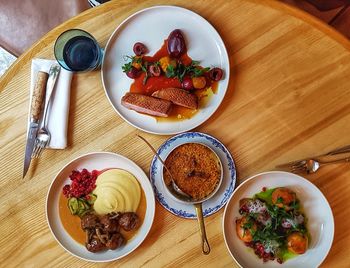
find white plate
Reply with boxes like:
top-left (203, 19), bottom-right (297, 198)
top-left (46, 152), bottom-right (155, 262)
top-left (101, 6), bottom-right (230, 135)
top-left (150, 132), bottom-right (236, 218)
top-left (223, 171), bottom-right (334, 268)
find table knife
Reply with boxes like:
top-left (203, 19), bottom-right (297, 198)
top-left (23, 71), bottom-right (49, 178)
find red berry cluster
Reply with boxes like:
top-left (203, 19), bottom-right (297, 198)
top-left (245, 242), bottom-right (276, 263)
top-left (63, 169), bottom-right (99, 198)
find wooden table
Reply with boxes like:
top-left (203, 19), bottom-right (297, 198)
top-left (1, 0), bottom-right (350, 267)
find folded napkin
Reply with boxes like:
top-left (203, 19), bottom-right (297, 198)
top-left (30, 59), bottom-right (73, 149)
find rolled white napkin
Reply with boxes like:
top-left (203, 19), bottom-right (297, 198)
top-left (30, 59), bottom-right (73, 149)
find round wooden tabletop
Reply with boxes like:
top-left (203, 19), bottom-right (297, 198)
top-left (1, 0), bottom-right (350, 267)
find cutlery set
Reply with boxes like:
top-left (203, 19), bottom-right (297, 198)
top-left (23, 64), bottom-right (61, 178)
top-left (276, 144), bottom-right (350, 174)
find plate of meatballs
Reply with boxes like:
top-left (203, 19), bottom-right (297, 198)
top-left (46, 152), bottom-right (155, 262)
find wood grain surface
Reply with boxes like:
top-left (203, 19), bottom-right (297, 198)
top-left (1, 0), bottom-right (350, 267)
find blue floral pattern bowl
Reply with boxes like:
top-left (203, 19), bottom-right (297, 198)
top-left (150, 132), bottom-right (236, 219)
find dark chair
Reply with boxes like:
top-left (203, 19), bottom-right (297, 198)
top-left (0, 0), bottom-right (90, 56)
top-left (305, 0), bottom-right (350, 11)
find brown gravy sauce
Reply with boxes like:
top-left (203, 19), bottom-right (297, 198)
top-left (59, 188), bottom-right (147, 245)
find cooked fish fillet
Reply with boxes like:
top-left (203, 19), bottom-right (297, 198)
top-left (152, 88), bottom-right (198, 109)
top-left (121, 93), bottom-right (172, 117)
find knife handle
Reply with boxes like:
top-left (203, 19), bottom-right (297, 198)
top-left (31, 71), bottom-right (48, 122)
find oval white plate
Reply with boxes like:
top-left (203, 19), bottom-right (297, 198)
top-left (150, 132), bottom-right (236, 218)
top-left (46, 152), bottom-right (155, 262)
top-left (223, 171), bottom-right (334, 268)
top-left (101, 6), bottom-right (230, 135)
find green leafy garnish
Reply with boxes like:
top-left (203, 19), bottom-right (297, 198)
top-left (238, 187), bottom-right (310, 263)
top-left (277, 197), bottom-right (284, 204)
top-left (255, 188), bottom-right (275, 204)
top-left (165, 64), bottom-right (176, 78)
top-left (122, 61), bottom-right (132, 73)
top-left (165, 60), bottom-right (209, 82)
top-left (122, 55), bottom-right (144, 73)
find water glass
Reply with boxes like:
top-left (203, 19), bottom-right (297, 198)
top-left (54, 29), bottom-right (103, 72)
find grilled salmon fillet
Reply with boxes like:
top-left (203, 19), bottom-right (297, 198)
top-left (152, 88), bottom-right (198, 109)
top-left (121, 93), bottom-right (172, 117)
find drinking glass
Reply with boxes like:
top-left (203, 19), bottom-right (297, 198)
top-left (54, 29), bottom-right (103, 72)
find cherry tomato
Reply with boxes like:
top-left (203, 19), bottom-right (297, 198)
top-left (133, 42), bottom-right (147, 56)
top-left (182, 77), bottom-right (194, 90)
top-left (209, 68), bottom-right (223, 81)
top-left (126, 67), bottom-right (141, 78)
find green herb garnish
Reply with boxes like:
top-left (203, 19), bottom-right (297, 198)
top-left (165, 60), bottom-right (209, 82)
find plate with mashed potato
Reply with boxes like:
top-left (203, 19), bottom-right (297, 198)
top-left (46, 152), bottom-right (155, 262)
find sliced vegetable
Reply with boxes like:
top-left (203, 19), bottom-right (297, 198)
top-left (131, 56), bottom-right (142, 70)
top-left (68, 197), bottom-right (92, 217)
top-left (159, 56), bottom-right (176, 73)
top-left (192, 76), bottom-right (206, 89)
top-left (68, 197), bottom-right (79, 215)
top-left (86, 193), bottom-right (97, 205)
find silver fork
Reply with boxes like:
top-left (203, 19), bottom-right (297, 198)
top-left (276, 144), bottom-right (350, 171)
top-left (32, 64), bottom-right (60, 158)
top-left (290, 157), bottom-right (350, 174)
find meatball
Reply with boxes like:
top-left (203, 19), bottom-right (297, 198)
top-left (119, 212), bottom-right (140, 231)
top-left (105, 233), bottom-right (125, 250)
top-left (271, 188), bottom-right (296, 210)
top-left (100, 215), bottom-right (120, 233)
top-left (86, 238), bottom-right (106, 252)
top-left (287, 232), bottom-right (308, 254)
top-left (81, 213), bottom-right (99, 230)
top-left (236, 216), bottom-right (256, 242)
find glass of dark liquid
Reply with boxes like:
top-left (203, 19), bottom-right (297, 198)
top-left (54, 29), bottom-right (103, 72)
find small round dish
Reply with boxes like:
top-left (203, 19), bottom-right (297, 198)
top-left (223, 171), bottom-right (334, 268)
top-left (46, 152), bottom-right (155, 262)
top-left (161, 142), bottom-right (223, 204)
top-left (150, 132), bottom-right (236, 219)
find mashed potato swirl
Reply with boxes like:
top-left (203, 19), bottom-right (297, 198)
top-left (93, 169), bottom-right (141, 215)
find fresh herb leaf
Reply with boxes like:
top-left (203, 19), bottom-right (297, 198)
top-left (243, 222), bottom-right (253, 230)
top-left (122, 61), bottom-right (132, 73)
top-left (166, 64), bottom-right (176, 78)
top-left (277, 197), bottom-right (284, 204)
top-left (192, 67), bottom-right (210, 77)
top-left (122, 55), bottom-right (144, 73)
top-left (290, 200), bottom-right (300, 210)
top-left (134, 56), bottom-right (142, 64)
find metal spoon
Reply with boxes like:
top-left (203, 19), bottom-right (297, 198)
top-left (136, 135), bottom-right (193, 201)
top-left (159, 142), bottom-right (223, 255)
top-left (292, 157), bottom-right (350, 174)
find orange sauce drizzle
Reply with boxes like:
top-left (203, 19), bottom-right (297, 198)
top-left (128, 40), bottom-right (218, 121)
